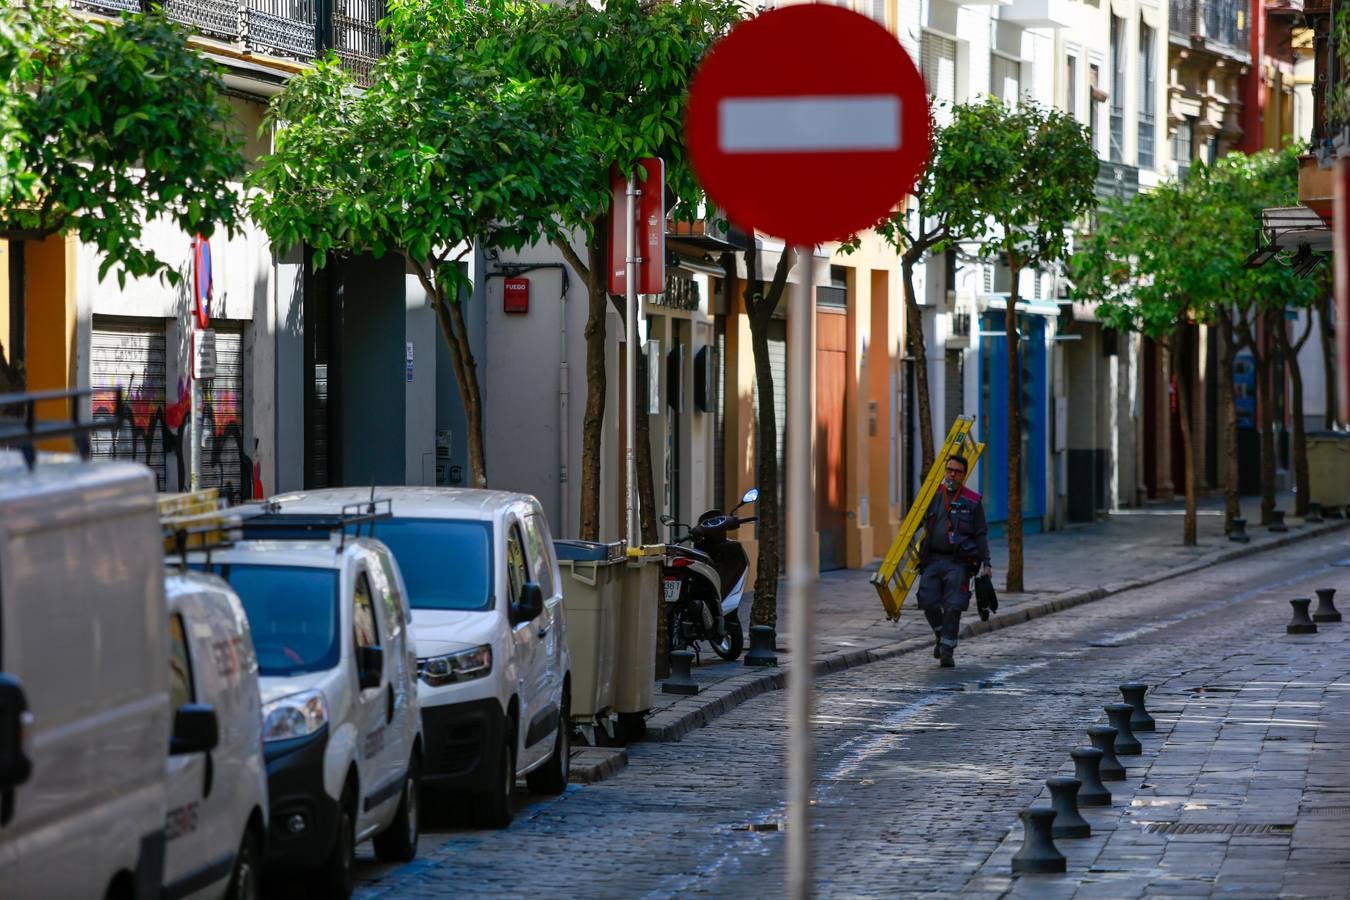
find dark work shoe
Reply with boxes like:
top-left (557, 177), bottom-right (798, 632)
top-left (933, 634), bottom-right (943, 659)
top-left (939, 647), bottom-right (955, 668)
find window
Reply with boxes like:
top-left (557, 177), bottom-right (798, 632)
top-left (353, 571), bottom-right (380, 650)
top-left (206, 564), bottom-right (340, 676)
top-left (1110, 16), bottom-right (1126, 163)
top-left (168, 614), bottom-right (194, 711)
top-left (522, 513), bottom-right (555, 597)
top-left (991, 53), bottom-right (1021, 102)
top-left (360, 518), bottom-right (494, 611)
top-left (1089, 64), bottom-right (1103, 155)
top-left (506, 524), bottom-right (528, 604)
top-left (1065, 53), bottom-right (1079, 120)
top-left (921, 32), bottom-right (957, 103)
top-left (1138, 23), bottom-right (1156, 169)
top-left (375, 550), bottom-right (411, 626)
top-left (1172, 117), bottom-right (1195, 174)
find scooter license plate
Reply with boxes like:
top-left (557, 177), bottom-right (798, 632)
top-left (663, 578), bottom-right (681, 602)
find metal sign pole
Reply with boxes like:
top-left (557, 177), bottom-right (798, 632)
top-left (625, 170), bottom-right (640, 548)
top-left (786, 245), bottom-right (816, 900)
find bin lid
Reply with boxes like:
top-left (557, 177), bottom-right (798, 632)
top-left (554, 539), bottom-right (626, 563)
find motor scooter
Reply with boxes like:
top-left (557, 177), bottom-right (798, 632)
top-left (659, 488), bottom-right (758, 662)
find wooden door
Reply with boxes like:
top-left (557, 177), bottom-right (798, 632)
top-left (816, 309), bottom-right (848, 571)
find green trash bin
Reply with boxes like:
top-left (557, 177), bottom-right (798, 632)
top-left (554, 540), bottom-right (625, 726)
top-left (1308, 432), bottom-right (1350, 510)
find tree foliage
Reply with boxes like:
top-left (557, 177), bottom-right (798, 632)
top-left (0, 0), bottom-right (244, 285)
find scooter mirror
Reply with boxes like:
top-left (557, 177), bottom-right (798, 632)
top-left (740, 488), bottom-right (759, 505)
top-left (660, 515), bottom-right (676, 526)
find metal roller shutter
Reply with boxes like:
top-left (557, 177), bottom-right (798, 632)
top-left (90, 319), bottom-right (169, 490)
top-left (198, 323), bottom-right (248, 503)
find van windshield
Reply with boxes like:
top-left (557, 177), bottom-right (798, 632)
top-left (367, 518), bottom-right (493, 611)
top-left (205, 564), bottom-right (340, 676)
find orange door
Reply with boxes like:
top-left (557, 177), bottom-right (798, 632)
top-left (816, 309), bottom-right (847, 571)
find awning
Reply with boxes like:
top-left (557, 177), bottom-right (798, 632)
top-left (1260, 206), bottom-right (1332, 252)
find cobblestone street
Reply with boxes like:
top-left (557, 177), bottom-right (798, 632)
top-left (351, 530), bottom-right (1350, 898)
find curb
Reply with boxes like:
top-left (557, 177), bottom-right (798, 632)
top-left (643, 519), bottom-right (1349, 742)
top-left (569, 747), bottom-right (629, 784)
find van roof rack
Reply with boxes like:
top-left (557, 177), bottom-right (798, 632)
top-left (0, 387), bottom-right (117, 469)
top-left (240, 498), bottom-right (393, 549)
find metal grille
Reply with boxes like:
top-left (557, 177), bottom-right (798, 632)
top-left (90, 320), bottom-right (169, 491)
top-left (246, 0), bottom-right (318, 60)
top-left (162, 0), bottom-right (241, 42)
top-left (1203, 0), bottom-right (1249, 53)
top-left (1141, 822), bottom-right (1291, 835)
top-left (1171, 0), bottom-right (1194, 35)
top-left (332, 0), bottom-right (386, 85)
top-left (197, 324), bottom-right (249, 505)
top-left (1300, 806), bottom-right (1350, 818)
top-left (71, 0), bottom-right (145, 15)
top-left (1138, 113), bottom-right (1156, 169)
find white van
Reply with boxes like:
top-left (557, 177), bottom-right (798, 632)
top-left (161, 564), bottom-right (269, 900)
top-left (0, 405), bottom-right (203, 899)
top-left (192, 525), bottom-right (422, 898)
top-left (251, 488), bottom-right (572, 828)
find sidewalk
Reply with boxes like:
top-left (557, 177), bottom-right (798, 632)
top-left (967, 573), bottom-right (1350, 898)
top-left (636, 496), bottom-right (1349, 744)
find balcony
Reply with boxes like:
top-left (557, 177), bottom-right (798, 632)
top-left (1095, 160), bottom-right (1140, 201)
top-left (999, 0), bottom-right (1077, 28)
top-left (1170, 0), bottom-right (1251, 60)
top-left (71, 0), bottom-right (386, 85)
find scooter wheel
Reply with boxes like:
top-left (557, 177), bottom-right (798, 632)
top-left (711, 618), bottom-right (744, 662)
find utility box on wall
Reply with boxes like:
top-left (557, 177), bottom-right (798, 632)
top-left (504, 277), bottom-right (529, 314)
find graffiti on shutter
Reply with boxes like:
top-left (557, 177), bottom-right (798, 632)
top-left (90, 321), bottom-right (171, 490)
top-left (198, 324), bottom-right (249, 504)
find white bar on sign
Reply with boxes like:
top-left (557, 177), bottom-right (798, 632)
top-left (718, 95), bottom-right (901, 154)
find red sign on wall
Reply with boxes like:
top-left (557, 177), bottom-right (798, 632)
top-left (503, 277), bottom-right (530, 314)
top-left (606, 158), bottom-right (666, 296)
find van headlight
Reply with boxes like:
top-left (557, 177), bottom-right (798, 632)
top-left (418, 645), bottom-right (492, 687)
top-left (262, 689), bottom-right (328, 743)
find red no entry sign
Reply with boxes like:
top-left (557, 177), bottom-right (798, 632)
top-left (686, 5), bottom-right (931, 246)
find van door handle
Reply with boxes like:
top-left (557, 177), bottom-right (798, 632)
top-left (537, 623), bottom-right (550, 639)
top-left (203, 753), bottom-right (214, 800)
top-left (385, 684), bottom-right (395, 725)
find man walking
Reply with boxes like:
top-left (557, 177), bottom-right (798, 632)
top-left (916, 454), bottom-right (991, 668)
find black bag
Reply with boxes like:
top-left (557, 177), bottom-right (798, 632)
top-left (974, 574), bottom-right (999, 622)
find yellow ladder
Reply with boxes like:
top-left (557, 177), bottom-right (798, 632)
top-left (872, 415), bottom-right (986, 621)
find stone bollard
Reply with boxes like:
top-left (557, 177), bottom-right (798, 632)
top-left (1287, 598), bottom-right (1318, 635)
top-left (1046, 777), bottom-right (1092, 839)
top-left (1070, 746), bottom-right (1112, 806)
top-left (1011, 807), bottom-right (1067, 874)
top-left (1268, 509), bottom-right (1288, 533)
top-left (661, 650), bottom-right (701, 695)
top-left (1228, 518), bottom-right (1250, 544)
top-left (1119, 683), bottom-right (1157, 733)
top-left (744, 625), bottom-right (778, 667)
top-left (1104, 704), bottom-right (1143, 755)
top-left (1087, 725), bottom-right (1126, 781)
top-left (1306, 502), bottom-right (1324, 524)
top-left (1313, 588), bottom-right (1342, 624)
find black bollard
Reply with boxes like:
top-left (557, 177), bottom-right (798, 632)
top-left (1306, 502), bottom-right (1324, 524)
top-left (1070, 746), bottom-right (1112, 806)
top-left (744, 625), bottom-right (778, 667)
top-left (1119, 683), bottom-right (1156, 733)
top-left (1268, 509), bottom-right (1288, 533)
top-left (1087, 725), bottom-right (1126, 781)
top-left (1313, 588), bottom-right (1342, 624)
top-left (661, 650), bottom-right (701, 695)
top-left (1046, 777), bottom-right (1091, 839)
top-left (1287, 598), bottom-right (1318, 635)
top-left (1228, 518), bottom-right (1250, 544)
top-left (1011, 807), bottom-right (1067, 874)
top-left (1104, 704), bottom-right (1143, 755)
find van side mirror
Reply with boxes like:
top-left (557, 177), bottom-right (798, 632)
top-left (0, 674), bottom-right (33, 791)
top-left (169, 703), bottom-right (219, 756)
top-left (512, 581), bottom-right (544, 625)
top-left (356, 646), bottom-right (384, 691)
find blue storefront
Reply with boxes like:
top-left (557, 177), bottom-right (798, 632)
top-left (977, 310), bottom-right (1049, 534)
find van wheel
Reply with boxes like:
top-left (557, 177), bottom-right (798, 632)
top-left (373, 757), bottom-right (420, 863)
top-left (226, 830), bottom-right (260, 900)
top-left (316, 792), bottom-right (355, 898)
top-left (473, 730), bottom-right (515, 828)
top-left (526, 695), bottom-right (570, 795)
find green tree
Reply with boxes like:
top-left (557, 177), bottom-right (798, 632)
top-left (250, 27), bottom-right (593, 489)
top-left (961, 98), bottom-right (1097, 590)
top-left (0, 1), bottom-right (245, 388)
top-left (399, 0), bottom-right (747, 539)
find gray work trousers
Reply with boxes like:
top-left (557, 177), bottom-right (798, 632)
top-left (916, 554), bottom-right (972, 648)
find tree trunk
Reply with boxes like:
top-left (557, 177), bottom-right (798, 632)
top-left (578, 237), bottom-right (608, 541)
top-left (1004, 260), bottom-right (1024, 593)
top-left (1319, 294), bottom-right (1338, 430)
top-left (1275, 313), bottom-right (1314, 517)
top-left (748, 310), bottom-right (781, 628)
top-left (634, 331), bottom-right (659, 545)
top-left (901, 251), bottom-right (935, 473)
top-left (1216, 310), bottom-right (1241, 533)
top-left (1256, 310), bottom-right (1277, 524)
top-left (1171, 335), bottom-right (1198, 546)
top-left (431, 295), bottom-right (488, 488)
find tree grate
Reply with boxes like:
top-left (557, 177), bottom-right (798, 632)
top-left (1140, 822), bottom-right (1292, 835)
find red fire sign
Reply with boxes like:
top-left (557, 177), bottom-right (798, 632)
top-left (503, 277), bottom-right (530, 314)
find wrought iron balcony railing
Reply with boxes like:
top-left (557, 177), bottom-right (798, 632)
top-left (70, 0), bottom-right (385, 85)
top-left (1169, 0), bottom-right (1250, 57)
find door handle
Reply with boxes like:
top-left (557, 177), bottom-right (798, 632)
top-left (385, 684), bottom-right (395, 725)
top-left (203, 752), bottom-right (214, 800)
top-left (537, 623), bottom-right (550, 639)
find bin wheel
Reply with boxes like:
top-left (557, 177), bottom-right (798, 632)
top-left (527, 693), bottom-right (570, 795)
top-left (616, 711), bottom-right (647, 743)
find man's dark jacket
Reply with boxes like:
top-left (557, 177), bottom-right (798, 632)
top-left (918, 484), bottom-right (991, 571)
